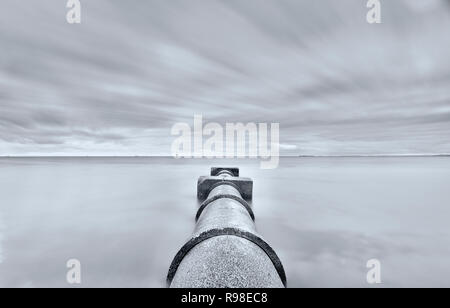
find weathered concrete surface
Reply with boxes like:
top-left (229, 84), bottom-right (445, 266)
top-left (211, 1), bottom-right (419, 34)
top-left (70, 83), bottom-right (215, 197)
top-left (195, 199), bottom-right (255, 236)
top-left (170, 236), bottom-right (284, 288)
top-left (211, 167), bottom-right (239, 177)
top-left (167, 167), bottom-right (286, 288)
top-left (196, 184), bottom-right (255, 222)
top-left (197, 176), bottom-right (253, 201)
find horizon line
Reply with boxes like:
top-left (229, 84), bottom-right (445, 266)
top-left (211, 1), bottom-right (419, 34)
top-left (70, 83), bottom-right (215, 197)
top-left (0, 154), bottom-right (449, 158)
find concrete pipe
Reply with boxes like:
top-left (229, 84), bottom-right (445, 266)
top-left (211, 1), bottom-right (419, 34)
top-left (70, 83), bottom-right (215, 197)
top-left (167, 167), bottom-right (287, 288)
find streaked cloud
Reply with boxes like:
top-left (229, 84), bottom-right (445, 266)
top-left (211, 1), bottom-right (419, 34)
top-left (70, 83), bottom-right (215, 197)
top-left (0, 0), bottom-right (449, 156)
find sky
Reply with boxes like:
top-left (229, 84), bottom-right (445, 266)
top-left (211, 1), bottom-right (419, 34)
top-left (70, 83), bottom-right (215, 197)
top-left (0, 0), bottom-right (449, 156)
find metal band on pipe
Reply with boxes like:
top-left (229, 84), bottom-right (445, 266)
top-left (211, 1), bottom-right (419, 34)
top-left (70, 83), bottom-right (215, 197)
top-left (216, 170), bottom-right (235, 177)
top-left (166, 227), bottom-right (287, 287)
top-left (196, 194), bottom-right (255, 222)
top-left (207, 181), bottom-right (243, 197)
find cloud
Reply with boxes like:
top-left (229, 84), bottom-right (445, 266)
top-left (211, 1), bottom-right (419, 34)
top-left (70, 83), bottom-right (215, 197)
top-left (0, 0), bottom-right (449, 155)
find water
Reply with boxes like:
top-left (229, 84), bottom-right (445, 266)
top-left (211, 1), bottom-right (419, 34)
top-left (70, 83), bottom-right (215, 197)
top-left (0, 157), bottom-right (449, 287)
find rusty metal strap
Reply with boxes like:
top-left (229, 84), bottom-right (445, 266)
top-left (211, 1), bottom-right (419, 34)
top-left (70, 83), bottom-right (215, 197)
top-left (196, 194), bottom-right (255, 222)
top-left (166, 228), bottom-right (287, 287)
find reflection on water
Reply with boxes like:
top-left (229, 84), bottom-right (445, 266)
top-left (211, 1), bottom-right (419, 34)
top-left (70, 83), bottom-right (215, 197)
top-left (0, 213), bottom-right (3, 265)
top-left (0, 157), bottom-right (449, 287)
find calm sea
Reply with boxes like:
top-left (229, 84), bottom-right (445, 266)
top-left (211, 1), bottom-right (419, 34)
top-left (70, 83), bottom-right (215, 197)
top-left (0, 157), bottom-right (449, 287)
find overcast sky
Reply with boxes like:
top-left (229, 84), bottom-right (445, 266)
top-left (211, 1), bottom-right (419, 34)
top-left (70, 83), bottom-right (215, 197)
top-left (0, 0), bottom-right (449, 156)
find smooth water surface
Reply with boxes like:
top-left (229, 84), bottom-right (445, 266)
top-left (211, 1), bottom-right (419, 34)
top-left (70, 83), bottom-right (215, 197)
top-left (0, 157), bottom-right (449, 287)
